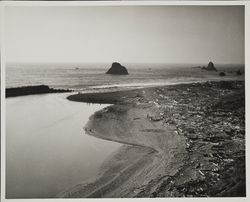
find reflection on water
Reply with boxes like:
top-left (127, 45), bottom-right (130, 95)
top-left (6, 93), bottom-right (121, 198)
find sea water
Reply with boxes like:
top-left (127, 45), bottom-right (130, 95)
top-left (6, 63), bottom-right (244, 91)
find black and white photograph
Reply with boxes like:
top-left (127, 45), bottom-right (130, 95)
top-left (0, 1), bottom-right (248, 200)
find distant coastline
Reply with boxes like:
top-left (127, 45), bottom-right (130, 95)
top-left (6, 85), bottom-right (72, 98)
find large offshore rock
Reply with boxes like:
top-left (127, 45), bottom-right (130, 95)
top-left (106, 62), bottom-right (129, 75)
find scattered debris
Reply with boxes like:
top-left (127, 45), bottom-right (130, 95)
top-left (133, 80), bottom-right (245, 197)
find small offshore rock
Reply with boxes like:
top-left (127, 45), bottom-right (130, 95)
top-left (202, 62), bottom-right (217, 72)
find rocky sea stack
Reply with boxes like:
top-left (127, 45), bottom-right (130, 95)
top-left (106, 62), bottom-right (129, 75)
top-left (202, 61), bottom-right (217, 72)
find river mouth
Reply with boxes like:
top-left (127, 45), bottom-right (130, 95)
top-left (6, 93), bottom-right (121, 199)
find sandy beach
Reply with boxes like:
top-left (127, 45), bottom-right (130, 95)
top-left (60, 80), bottom-right (245, 197)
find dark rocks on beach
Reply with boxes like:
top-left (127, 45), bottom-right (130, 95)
top-left (106, 62), bottom-right (129, 75)
top-left (186, 133), bottom-right (199, 140)
top-left (218, 81), bottom-right (236, 90)
top-left (202, 62), bottom-right (217, 72)
top-left (236, 69), bottom-right (243, 75)
top-left (6, 85), bottom-right (72, 97)
top-left (219, 72), bottom-right (226, 76)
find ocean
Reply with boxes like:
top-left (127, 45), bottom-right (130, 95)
top-left (6, 63), bottom-right (244, 92)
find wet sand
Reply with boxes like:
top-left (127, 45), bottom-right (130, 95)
top-left (60, 80), bottom-right (245, 197)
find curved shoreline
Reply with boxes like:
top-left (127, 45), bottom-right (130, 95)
top-left (60, 80), bottom-right (245, 197)
top-left (59, 104), bottom-right (187, 197)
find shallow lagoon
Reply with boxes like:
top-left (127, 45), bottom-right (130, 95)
top-left (6, 93), bottom-right (121, 198)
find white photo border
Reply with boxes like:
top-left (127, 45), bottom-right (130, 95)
top-left (1, 1), bottom-right (249, 202)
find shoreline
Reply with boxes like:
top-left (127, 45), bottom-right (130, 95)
top-left (60, 80), bottom-right (245, 197)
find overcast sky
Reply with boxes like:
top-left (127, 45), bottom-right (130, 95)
top-left (5, 6), bottom-right (244, 64)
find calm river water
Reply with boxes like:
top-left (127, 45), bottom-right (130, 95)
top-left (6, 93), bottom-right (121, 198)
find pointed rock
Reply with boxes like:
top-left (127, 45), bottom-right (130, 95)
top-left (205, 62), bottom-right (217, 71)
